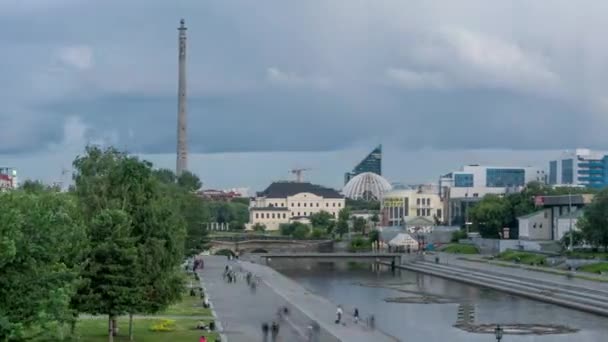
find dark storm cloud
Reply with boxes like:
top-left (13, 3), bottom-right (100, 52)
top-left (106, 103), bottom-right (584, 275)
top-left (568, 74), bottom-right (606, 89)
top-left (2, 0), bottom-right (608, 155)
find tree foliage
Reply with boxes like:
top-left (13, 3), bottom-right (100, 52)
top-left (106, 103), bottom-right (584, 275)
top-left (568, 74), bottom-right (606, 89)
top-left (309, 211), bottom-right (333, 229)
top-left (71, 146), bottom-right (186, 340)
top-left (176, 170), bottom-right (202, 192)
top-left (469, 195), bottom-right (511, 238)
top-left (468, 182), bottom-right (597, 239)
top-left (0, 191), bottom-right (86, 340)
top-left (578, 189), bottom-right (608, 251)
top-left (353, 217), bottom-right (367, 233)
top-left (280, 222), bottom-right (309, 239)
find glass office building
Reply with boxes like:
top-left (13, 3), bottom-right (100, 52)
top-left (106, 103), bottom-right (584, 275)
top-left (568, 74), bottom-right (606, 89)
top-left (344, 145), bottom-right (382, 184)
top-left (548, 149), bottom-right (608, 189)
top-left (486, 168), bottom-right (525, 187)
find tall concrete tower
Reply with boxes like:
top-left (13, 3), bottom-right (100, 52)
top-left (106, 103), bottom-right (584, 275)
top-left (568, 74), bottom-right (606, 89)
top-left (176, 19), bottom-right (188, 176)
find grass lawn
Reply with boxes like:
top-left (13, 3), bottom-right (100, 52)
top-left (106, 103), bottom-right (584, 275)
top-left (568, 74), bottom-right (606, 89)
top-left (579, 262), bottom-right (608, 274)
top-left (497, 250), bottom-right (547, 266)
top-left (441, 244), bottom-right (479, 254)
top-left (157, 292), bottom-right (212, 317)
top-left (71, 318), bottom-right (219, 342)
top-left (566, 251), bottom-right (608, 260)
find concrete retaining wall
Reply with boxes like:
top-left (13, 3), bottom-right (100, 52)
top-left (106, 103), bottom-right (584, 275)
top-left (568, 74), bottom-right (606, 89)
top-left (464, 238), bottom-right (543, 254)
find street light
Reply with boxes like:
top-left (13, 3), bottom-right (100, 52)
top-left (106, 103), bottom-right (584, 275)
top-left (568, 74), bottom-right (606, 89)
top-left (494, 324), bottom-right (503, 341)
top-left (568, 189), bottom-right (573, 251)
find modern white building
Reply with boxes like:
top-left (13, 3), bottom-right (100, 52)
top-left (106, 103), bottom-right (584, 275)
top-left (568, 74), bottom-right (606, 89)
top-left (247, 181), bottom-right (345, 231)
top-left (440, 164), bottom-right (545, 226)
top-left (440, 164), bottom-right (546, 199)
top-left (380, 188), bottom-right (444, 226)
top-left (549, 149), bottom-right (608, 189)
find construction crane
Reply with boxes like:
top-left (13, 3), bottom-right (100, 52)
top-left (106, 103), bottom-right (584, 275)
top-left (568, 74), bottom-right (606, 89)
top-left (289, 168), bottom-right (311, 183)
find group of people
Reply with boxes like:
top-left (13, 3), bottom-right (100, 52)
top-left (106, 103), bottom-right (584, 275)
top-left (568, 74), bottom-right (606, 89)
top-left (335, 305), bottom-right (373, 328)
top-left (223, 265), bottom-right (237, 283)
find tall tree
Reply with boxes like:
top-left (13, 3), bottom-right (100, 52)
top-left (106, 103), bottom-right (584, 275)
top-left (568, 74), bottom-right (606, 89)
top-left (578, 189), bottom-right (608, 251)
top-left (75, 210), bottom-right (139, 342)
top-left (309, 211), bottom-right (333, 229)
top-left (469, 195), bottom-right (511, 238)
top-left (0, 191), bottom-right (86, 340)
top-left (72, 146), bottom-right (186, 341)
top-left (177, 170), bottom-right (202, 191)
top-left (336, 208), bottom-right (351, 238)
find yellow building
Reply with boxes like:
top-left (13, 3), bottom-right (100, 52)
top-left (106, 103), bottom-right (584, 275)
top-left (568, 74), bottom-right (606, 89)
top-left (381, 189), bottom-right (444, 226)
top-left (247, 182), bottom-right (345, 231)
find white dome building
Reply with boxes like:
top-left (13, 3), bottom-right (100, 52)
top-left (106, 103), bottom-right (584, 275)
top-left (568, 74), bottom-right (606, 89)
top-left (343, 172), bottom-right (392, 201)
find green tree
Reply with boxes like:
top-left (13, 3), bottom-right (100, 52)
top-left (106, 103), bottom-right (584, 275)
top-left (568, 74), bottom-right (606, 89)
top-left (560, 230), bottom-right (585, 249)
top-left (353, 217), bottom-right (367, 233)
top-left (368, 229), bottom-right (380, 244)
top-left (280, 222), bottom-right (309, 239)
top-left (578, 189), bottom-right (608, 251)
top-left (19, 179), bottom-right (47, 193)
top-left (310, 228), bottom-right (326, 239)
top-left (177, 170), bottom-right (202, 191)
top-left (469, 195), bottom-right (511, 238)
top-left (252, 223), bottom-right (266, 232)
top-left (0, 191), bottom-right (86, 341)
top-left (152, 168), bottom-right (177, 184)
top-left (72, 146), bottom-right (186, 341)
top-left (292, 224), bottom-right (311, 239)
top-left (370, 213), bottom-right (379, 227)
top-left (336, 208), bottom-right (351, 238)
top-left (309, 211), bottom-right (333, 229)
top-left (75, 210), bottom-right (139, 342)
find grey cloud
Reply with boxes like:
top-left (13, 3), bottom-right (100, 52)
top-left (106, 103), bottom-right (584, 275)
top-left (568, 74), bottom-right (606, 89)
top-left (2, 0), bottom-right (608, 157)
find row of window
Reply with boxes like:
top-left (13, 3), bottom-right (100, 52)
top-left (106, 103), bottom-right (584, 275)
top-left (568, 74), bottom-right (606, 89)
top-left (416, 198), bottom-right (432, 206)
top-left (416, 208), bottom-right (442, 217)
top-left (255, 211), bottom-right (337, 220)
top-left (268, 202), bottom-right (342, 208)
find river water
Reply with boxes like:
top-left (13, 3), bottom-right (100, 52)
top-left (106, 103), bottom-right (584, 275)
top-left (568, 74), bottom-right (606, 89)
top-left (274, 261), bottom-right (608, 342)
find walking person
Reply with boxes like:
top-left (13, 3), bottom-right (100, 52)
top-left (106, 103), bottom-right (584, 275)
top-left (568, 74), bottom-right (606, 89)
top-left (335, 305), bottom-right (343, 324)
top-left (353, 308), bottom-right (359, 324)
top-left (271, 321), bottom-right (279, 341)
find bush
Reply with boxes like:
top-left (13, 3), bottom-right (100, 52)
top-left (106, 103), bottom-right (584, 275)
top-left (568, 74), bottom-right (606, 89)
top-left (310, 228), bottom-right (326, 239)
top-left (149, 319), bottom-right (177, 332)
top-left (349, 237), bottom-right (371, 252)
top-left (442, 244), bottom-right (479, 254)
top-left (292, 225), bottom-right (311, 239)
top-left (451, 230), bottom-right (468, 242)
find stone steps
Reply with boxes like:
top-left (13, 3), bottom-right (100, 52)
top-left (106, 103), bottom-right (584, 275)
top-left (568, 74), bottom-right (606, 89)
top-left (399, 261), bottom-right (608, 317)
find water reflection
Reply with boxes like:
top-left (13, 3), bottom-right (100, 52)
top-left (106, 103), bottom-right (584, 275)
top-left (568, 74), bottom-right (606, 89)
top-left (275, 261), bottom-right (608, 341)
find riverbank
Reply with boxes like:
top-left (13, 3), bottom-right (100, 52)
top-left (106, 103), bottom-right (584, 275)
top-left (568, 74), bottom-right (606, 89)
top-left (391, 253), bottom-right (608, 317)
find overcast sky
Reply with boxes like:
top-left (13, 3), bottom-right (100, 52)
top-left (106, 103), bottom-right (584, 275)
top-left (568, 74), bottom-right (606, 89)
top-left (2, 0), bottom-right (608, 191)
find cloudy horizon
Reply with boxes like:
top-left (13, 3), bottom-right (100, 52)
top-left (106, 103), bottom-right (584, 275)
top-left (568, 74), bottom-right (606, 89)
top-left (2, 1), bottom-right (607, 190)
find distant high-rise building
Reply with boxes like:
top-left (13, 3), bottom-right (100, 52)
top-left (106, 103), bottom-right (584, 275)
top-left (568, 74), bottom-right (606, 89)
top-left (344, 145), bottom-right (382, 184)
top-left (549, 149), bottom-right (608, 188)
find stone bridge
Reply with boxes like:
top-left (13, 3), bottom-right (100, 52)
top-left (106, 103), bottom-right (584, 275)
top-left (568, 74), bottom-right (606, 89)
top-left (209, 237), bottom-right (333, 254)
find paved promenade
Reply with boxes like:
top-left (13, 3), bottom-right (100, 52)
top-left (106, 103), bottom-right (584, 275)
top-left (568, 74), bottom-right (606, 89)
top-left (199, 256), bottom-right (398, 342)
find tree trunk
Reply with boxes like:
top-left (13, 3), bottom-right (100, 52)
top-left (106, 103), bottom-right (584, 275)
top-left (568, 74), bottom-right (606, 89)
top-left (129, 313), bottom-right (134, 341)
top-left (112, 317), bottom-right (118, 336)
top-left (108, 315), bottom-right (114, 342)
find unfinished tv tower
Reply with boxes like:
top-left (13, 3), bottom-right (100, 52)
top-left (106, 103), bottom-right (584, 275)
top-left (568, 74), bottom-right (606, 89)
top-left (176, 19), bottom-right (188, 176)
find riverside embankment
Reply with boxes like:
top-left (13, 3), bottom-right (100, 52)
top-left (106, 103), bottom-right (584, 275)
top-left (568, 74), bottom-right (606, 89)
top-left (394, 253), bottom-right (608, 317)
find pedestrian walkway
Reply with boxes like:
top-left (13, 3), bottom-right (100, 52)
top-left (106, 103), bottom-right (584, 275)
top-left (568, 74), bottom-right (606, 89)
top-left (199, 256), bottom-right (398, 342)
top-left (198, 257), bottom-right (306, 342)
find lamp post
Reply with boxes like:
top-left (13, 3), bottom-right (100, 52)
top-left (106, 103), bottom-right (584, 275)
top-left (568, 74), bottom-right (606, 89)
top-left (568, 188), bottom-right (573, 251)
top-left (494, 324), bottom-right (503, 341)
